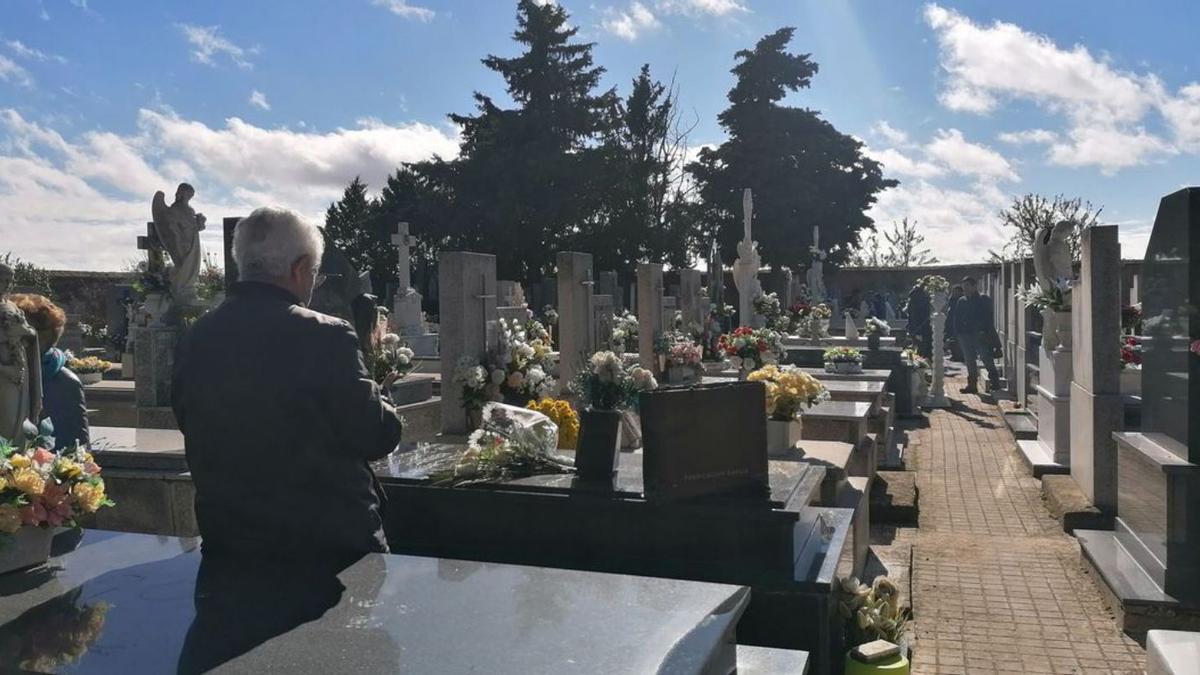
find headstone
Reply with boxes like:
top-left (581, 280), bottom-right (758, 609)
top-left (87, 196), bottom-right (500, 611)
top-left (1078, 187), bottom-right (1200, 615)
top-left (497, 281), bottom-right (526, 309)
top-left (557, 252), bottom-right (595, 391)
top-left (1005, 262), bottom-right (1019, 394)
top-left (591, 294), bottom-right (615, 353)
top-left (678, 270), bottom-right (703, 332)
top-left (1069, 225), bottom-right (1122, 512)
top-left (1017, 221), bottom-right (1075, 470)
top-left (1016, 258), bottom-right (1036, 408)
top-left (732, 189), bottom-right (763, 328)
top-left (596, 271), bottom-right (622, 311)
top-left (439, 252), bottom-right (497, 434)
top-left (136, 222), bottom-right (169, 327)
top-left (807, 226), bottom-right (827, 303)
top-left (661, 296), bottom-right (678, 331)
top-left (637, 263), bottom-right (664, 373)
top-left (106, 284), bottom-right (136, 356)
top-left (391, 223), bottom-right (423, 332)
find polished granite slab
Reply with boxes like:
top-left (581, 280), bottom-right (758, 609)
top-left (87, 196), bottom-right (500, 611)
top-left (0, 530), bottom-right (749, 674)
top-left (797, 367), bottom-right (891, 383)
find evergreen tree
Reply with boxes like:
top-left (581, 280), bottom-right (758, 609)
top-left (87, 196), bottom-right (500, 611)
top-left (688, 28), bottom-right (897, 269)
top-left (427, 0), bottom-right (617, 281)
top-left (323, 177), bottom-right (387, 285)
top-left (585, 65), bottom-right (695, 279)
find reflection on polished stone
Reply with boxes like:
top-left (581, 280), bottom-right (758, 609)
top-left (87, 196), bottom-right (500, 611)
top-left (0, 530), bottom-right (749, 673)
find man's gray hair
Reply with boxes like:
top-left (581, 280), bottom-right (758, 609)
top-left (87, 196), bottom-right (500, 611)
top-left (232, 206), bottom-right (325, 281)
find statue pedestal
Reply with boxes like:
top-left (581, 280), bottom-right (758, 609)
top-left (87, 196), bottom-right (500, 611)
top-left (925, 294), bottom-right (950, 409)
top-left (1016, 346), bottom-right (1073, 476)
top-left (133, 326), bottom-right (180, 429)
top-left (732, 246), bottom-right (761, 330)
top-left (392, 289), bottom-right (438, 357)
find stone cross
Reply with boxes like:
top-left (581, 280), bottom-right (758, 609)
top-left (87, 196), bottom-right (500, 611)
top-left (392, 222), bottom-right (416, 292)
top-left (556, 252), bottom-right (595, 393)
top-left (742, 189), bottom-right (753, 243)
top-left (137, 222), bottom-right (166, 277)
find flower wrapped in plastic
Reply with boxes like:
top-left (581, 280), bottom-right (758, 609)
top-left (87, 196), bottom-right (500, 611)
top-left (431, 403), bottom-right (574, 486)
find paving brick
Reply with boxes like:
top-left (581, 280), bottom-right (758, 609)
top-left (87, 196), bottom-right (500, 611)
top-left (877, 374), bottom-right (1145, 674)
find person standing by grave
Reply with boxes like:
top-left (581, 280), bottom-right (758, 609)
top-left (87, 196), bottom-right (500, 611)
top-left (952, 276), bottom-right (1001, 394)
top-left (944, 284), bottom-right (965, 361)
top-left (10, 294), bottom-right (89, 450)
top-left (173, 206), bottom-right (404, 562)
top-left (905, 286), bottom-right (932, 359)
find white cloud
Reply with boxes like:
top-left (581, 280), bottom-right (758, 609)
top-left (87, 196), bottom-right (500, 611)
top-left (657, 0), bottom-right (748, 17)
top-left (923, 3), bottom-right (1199, 173)
top-left (177, 24), bottom-right (258, 69)
top-left (925, 128), bottom-right (1019, 181)
top-left (602, 2), bottom-right (661, 41)
top-left (997, 128), bottom-right (1057, 145)
top-left (248, 89), bottom-right (271, 111)
top-left (371, 0), bottom-right (435, 22)
top-left (5, 40), bottom-right (67, 64)
top-left (0, 55), bottom-right (32, 88)
top-left (867, 178), bottom-right (1011, 264)
top-left (0, 108), bottom-right (460, 270)
top-left (871, 121), bottom-right (911, 147)
top-left (864, 146), bottom-right (945, 179)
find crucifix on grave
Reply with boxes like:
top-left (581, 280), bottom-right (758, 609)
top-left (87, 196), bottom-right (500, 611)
top-left (136, 222), bottom-right (171, 326)
top-left (391, 222), bottom-right (425, 336)
top-left (138, 222), bottom-right (166, 278)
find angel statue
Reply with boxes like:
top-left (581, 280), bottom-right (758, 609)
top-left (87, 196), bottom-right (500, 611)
top-left (1032, 220), bottom-right (1075, 351)
top-left (0, 263), bottom-right (42, 444)
top-left (152, 183), bottom-right (207, 306)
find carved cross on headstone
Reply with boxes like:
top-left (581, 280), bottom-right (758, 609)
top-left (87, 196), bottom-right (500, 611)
top-left (392, 222), bottom-right (417, 292)
top-left (477, 273), bottom-right (498, 346)
top-left (137, 222), bottom-right (166, 275)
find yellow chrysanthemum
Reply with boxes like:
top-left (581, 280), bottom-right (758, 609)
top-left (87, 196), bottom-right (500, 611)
top-left (72, 482), bottom-right (106, 514)
top-left (56, 459), bottom-right (83, 480)
top-left (12, 468), bottom-right (45, 496)
top-left (0, 504), bottom-right (20, 534)
top-left (526, 397), bottom-right (579, 450)
top-left (0, 476), bottom-right (7, 492)
top-left (9, 454), bottom-right (30, 470)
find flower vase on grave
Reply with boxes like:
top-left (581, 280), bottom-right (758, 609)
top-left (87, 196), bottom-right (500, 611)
top-left (575, 408), bottom-right (623, 482)
top-left (766, 418), bottom-right (803, 457)
top-left (867, 334), bottom-right (881, 351)
top-left (0, 527), bottom-right (53, 575)
top-left (466, 407), bottom-right (483, 432)
top-left (121, 352), bottom-right (134, 380)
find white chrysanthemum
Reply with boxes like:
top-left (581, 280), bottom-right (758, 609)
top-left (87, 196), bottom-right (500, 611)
top-left (381, 333), bottom-right (402, 348)
top-left (491, 369), bottom-right (506, 385)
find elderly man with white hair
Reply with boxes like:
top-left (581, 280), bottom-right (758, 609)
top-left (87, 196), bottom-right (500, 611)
top-left (172, 206), bottom-right (403, 562)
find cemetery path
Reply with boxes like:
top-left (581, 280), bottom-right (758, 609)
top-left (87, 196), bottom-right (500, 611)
top-left (892, 373), bottom-right (1146, 675)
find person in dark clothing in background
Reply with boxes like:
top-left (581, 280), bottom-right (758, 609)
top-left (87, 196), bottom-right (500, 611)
top-left (953, 276), bottom-right (1000, 393)
top-left (944, 284), bottom-right (965, 362)
top-left (905, 286), bottom-right (932, 358)
top-left (11, 294), bottom-right (89, 449)
top-left (173, 206), bottom-right (404, 562)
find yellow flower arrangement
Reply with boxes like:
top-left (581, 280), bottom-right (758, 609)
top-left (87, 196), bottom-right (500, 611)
top-left (526, 398), bottom-right (580, 450)
top-left (66, 356), bottom-right (113, 375)
top-left (72, 482), bottom-right (107, 514)
top-left (12, 468), bottom-right (45, 497)
top-left (0, 436), bottom-right (113, 534)
top-left (747, 364), bottom-right (829, 421)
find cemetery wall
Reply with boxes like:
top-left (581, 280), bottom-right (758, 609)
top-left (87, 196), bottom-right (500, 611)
top-left (43, 270), bottom-right (135, 326)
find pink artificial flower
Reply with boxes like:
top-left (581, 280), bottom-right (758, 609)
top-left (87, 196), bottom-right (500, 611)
top-left (1191, 339), bottom-right (1200, 356)
top-left (19, 501), bottom-right (47, 526)
top-left (83, 461), bottom-right (101, 476)
top-left (32, 448), bottom-right (54, 466)
top-left (40, 482), bottom-right (72, 527)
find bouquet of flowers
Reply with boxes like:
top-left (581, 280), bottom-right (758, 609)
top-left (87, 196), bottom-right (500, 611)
top-left (570, 351), bottom-right (658, 411)
top-left (455, 317), bottom-right (557, 413)
top-left (838, 576), bottom-right (910, 646)
top-left (747, 364), bottom-right (828, 421)
top-left (1016, 279), bottom-right (1072, 311)
top-left (753, 292), bottom-right (787, 331)
top-left (0, 435), bottom-right (113, 540)
top-left (900, 347), bottom-right (929, 370)
top-left (432, 403), bottom-right (574, 486)
top-left (718, 326), bottom-right (784, 371)
top-left (791, 302), bottom-right (832, 340)
top-left (611, 310), bottom-right (639, 354)
top-left (371, 333), bottom-right (416, 385)
top-left (1120, 336), bottom-right (1142, 369)
top-left (654, 329), bottom-right (702, 370)
top-left (541, 305), bottom-right (559, 326)
top-left (78, 323), bottom-right (108, 348)
top-left (66, 356), bottom-right (112, 375)
top-left (914, 274), bottom-right (949, 295)
top-left (824, 346), bottom-right (863, 365)
top-left (526, 398), bottom-right (579, 449)
top-left (864, 317), bottom-right (891, 336)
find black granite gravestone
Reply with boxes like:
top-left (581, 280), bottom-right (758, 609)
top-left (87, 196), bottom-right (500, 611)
top-left (639, 381), bottom-right (770, 503)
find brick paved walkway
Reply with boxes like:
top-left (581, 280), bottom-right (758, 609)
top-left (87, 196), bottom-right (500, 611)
top-left (889, 373), bottom-right (1146, 674)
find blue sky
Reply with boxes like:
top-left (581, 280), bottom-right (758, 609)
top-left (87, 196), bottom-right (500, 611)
top-left (1, 0), bottom-right (1197, 270)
